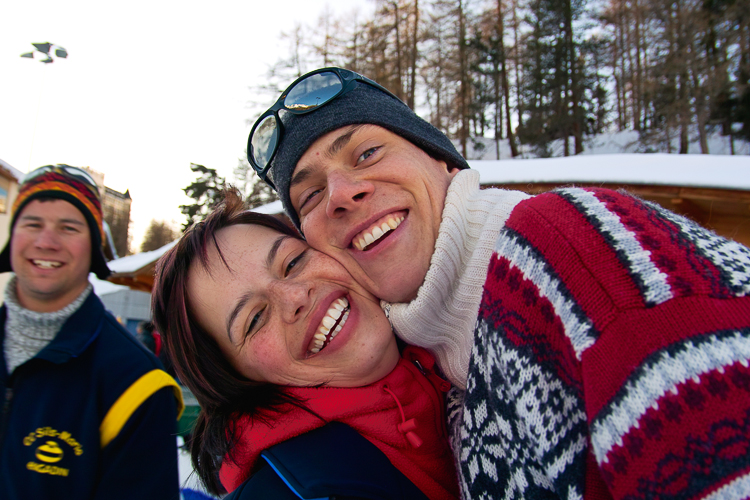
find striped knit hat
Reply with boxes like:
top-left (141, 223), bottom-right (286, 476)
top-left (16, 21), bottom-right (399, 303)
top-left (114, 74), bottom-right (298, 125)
top-left (0, 165), bottom-right (111, 279)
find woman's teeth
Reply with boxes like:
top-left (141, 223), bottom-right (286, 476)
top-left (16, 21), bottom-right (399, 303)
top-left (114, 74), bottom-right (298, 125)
top-left (353, 215), bottom-right (404, 251)
top-left (309, 297), bottom-right (350, 354)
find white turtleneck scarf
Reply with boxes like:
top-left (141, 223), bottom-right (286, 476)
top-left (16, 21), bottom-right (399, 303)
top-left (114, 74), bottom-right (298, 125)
top-left (383, 169), bottom-right (530, 389)
top-left (3, 277), bottom-right (92, 374)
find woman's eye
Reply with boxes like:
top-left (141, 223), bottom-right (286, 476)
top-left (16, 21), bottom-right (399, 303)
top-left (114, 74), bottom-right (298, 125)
top-left (357, 147), bottom-right (379, 164)
top-left (245, 308), bottom-right (265, 341)
top-left (285, 250), bottom-right (307, 276)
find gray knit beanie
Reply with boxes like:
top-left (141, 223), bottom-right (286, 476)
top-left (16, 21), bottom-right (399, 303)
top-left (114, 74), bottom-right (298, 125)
top-left (267, 82), bottom-right (470, 230)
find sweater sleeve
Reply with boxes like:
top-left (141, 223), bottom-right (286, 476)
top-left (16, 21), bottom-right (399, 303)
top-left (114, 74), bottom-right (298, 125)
top-left (94, 386), bottom-right (180, 500)
top-left (455, 187), bottom-right (750, 500)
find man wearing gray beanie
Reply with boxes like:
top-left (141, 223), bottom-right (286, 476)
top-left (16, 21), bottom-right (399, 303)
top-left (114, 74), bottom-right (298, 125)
top-left (248, 67), bottom-right (750, 500)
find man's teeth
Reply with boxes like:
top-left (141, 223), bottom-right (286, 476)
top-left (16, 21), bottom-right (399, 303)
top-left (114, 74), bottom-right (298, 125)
top-left (33, 260), bottom-right (62, 269)
top-left (309, 297), bottom-right (350, 354)
top-left (353, 215), bottom-right (404, 251)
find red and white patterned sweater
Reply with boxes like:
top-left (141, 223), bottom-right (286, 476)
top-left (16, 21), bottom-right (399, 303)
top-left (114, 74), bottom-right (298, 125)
top-left (387, 171), bottom-right (750, 500)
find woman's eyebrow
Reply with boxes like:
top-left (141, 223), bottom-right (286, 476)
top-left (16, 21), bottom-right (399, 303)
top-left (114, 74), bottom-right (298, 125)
top-left (266, 235), bottom-right (290, 269)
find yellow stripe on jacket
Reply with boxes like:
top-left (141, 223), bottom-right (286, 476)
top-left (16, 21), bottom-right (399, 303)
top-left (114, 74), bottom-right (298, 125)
top-left (99, 369), bottom-right (184, 448)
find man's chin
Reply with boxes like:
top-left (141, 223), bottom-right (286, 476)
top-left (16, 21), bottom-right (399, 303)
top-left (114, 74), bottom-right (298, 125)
top-left (345, 245), bottom-right (429, 303)
top-left (367, 269), bottom-right (424, 304)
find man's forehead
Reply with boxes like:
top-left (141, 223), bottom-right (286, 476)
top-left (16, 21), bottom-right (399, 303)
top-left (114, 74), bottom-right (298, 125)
top-left (18, 199), bottom-right (87, 224)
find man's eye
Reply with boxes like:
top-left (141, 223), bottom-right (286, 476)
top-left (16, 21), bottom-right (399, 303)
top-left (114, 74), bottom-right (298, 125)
top-left (300, 189), bottom-right (322, 211)
top-left (357, 147), bottom-right (379, 164)
top-left (285, 250), bottom-right (307, 276)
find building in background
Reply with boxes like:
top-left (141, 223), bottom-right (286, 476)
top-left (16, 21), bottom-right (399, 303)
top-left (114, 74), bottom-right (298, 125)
top-left (473, 154), bottom-right (750, 248)
top-left (102, 186), bottom-right (131, 258)
top-left (91, 278), bottom-right (151, 335)
top-left (81, 167), bottom-right (132, 258)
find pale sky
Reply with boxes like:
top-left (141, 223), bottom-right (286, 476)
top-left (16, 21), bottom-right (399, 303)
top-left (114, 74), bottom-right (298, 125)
top-left (0, 0), bottom-right (371, 250)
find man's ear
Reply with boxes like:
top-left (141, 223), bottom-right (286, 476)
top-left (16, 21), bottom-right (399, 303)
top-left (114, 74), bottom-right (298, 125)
top-left (446, 161), bottom-right (461, 179)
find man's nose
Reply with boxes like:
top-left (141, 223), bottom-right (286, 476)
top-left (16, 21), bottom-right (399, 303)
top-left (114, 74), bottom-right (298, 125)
top-left (325, 170), bottom-right (374, 219)
top-left (34, 228), bottom-right (61, 250)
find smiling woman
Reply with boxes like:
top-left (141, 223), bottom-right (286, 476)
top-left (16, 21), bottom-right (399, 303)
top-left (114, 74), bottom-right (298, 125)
top-left (186, 220), bottom-right (398, 388)
top-left (151, 189), bottom-right (459, 500)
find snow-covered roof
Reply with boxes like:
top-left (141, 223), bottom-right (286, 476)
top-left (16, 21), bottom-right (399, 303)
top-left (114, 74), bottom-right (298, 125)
top-left (108, 240), bottom-right (177, 274)
top-left (471, 154), bottom-right (750, 191)
top-left (90, 274), bottom-right (129, 296)
top-left (0, 159), bottom-right (24, 181)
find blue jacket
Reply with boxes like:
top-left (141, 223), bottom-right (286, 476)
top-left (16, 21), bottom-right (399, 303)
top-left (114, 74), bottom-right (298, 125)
top-left (0, 291), bottom-right (184, 499)
top-left (225, 422), bottom-right (429, 500)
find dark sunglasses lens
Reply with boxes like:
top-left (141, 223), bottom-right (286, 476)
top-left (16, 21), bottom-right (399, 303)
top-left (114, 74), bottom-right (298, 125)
top-left (284, 72), bottom-right (343, 112)
top-left (251, 115), bottom-right (279, 171)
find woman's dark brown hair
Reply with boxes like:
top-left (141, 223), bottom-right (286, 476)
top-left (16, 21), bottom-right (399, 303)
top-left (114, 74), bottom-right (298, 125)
top-left (151, 189), bottom-right (304, 494)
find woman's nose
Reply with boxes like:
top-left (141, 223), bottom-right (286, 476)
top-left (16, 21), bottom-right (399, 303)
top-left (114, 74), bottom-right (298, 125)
top-left (325, 170), bottom-right (374, 219)
top-left (274, 280), bottom-right (312, 323)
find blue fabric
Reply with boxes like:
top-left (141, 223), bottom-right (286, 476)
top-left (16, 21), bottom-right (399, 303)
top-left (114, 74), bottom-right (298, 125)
top-left (0, 292), bottom-right (180, 499)
top-left (225, 422), bottom-right (429, 500)
top-left (181, 488), bottom-right (218, 500)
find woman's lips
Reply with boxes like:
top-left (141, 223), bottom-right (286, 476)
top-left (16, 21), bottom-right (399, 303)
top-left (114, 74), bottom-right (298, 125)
top-left (308, 297), bottom-right (350, 354)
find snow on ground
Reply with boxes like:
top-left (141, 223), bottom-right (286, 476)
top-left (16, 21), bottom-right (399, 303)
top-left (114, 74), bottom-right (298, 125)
top-left (178, 437), bottom-right (218, 499)
top-left (465, 129), bottom-right (750, 161)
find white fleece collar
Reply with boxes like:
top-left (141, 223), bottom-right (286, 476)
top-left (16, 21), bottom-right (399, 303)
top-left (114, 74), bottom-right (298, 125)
top-left (383, 169), bottom-right (530, 388)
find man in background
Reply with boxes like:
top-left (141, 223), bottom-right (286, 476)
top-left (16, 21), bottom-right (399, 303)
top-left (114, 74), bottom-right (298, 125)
top-left (0, 165), bottom-right (183, 499)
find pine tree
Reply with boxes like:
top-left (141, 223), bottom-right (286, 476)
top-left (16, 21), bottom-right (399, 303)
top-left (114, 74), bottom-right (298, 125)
top-left (141, 220), bottom-right (178, 252)
top-left (180, 163), bottom-right (227, 231)
top-left (234, 158), bottom-right (279, 209)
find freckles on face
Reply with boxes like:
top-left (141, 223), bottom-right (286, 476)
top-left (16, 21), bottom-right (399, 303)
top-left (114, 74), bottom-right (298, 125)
top-left (186, 223), bottom-right (400, 388)
top-left (185, 226), bottom-right (272, 354)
